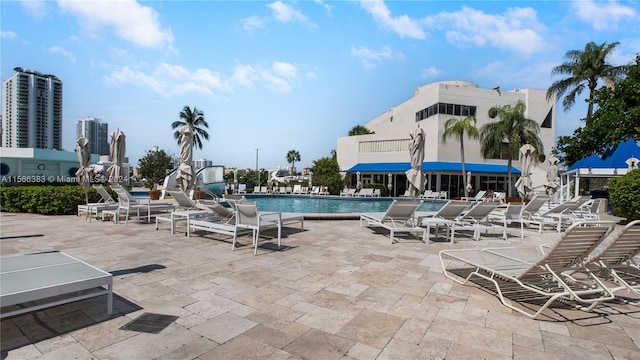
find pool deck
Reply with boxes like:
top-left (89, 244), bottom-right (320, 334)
top-left (1, 210), bottom-right (640, 359)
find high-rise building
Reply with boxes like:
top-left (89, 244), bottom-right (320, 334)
top-left (76, 117), bottom-right (109, 155)
top-left (2, 67), bottom-right (63, 149)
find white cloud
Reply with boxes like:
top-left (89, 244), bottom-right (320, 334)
top-left (424, 6), bottom-right (546, 56)
top-left (314, 0), bottom-right (332, 15)
top-left (571, 0), bottom-right (637, 31)
top-left (268, 1), bottom-right (306, 23)
top-left (272, 61), bottom-right (298, 79)
top-left (20, 0), bottom-right (48, 19)
top-left (359, 0), bottom-right (425, 39)
top-left (105, 63), bottom-right (229, 97)
top-left (1, 31), bottom-right (18, 39)
top-left (232, 65), bottom-right (259, 87)
top-left (420, 66), bottom-right (442, 79)
top-left (241, 15), bottom-right (266, 33)
top-left (50, 46), bottom-right (76, 63)
top-left (267, 1), bottom-right (316, 29)
top-left (106, 61), bottom-right (307, 96)
top-left (351, 45), bottom-right (404, 69)
top-left (56, 0), bottom-right (174, 49)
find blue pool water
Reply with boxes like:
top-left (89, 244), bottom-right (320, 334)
top-left (243, 195), bottom-right (446, 214)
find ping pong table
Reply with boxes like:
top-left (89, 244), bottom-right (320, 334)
top-left (1, 251), bottom-right (113, 318)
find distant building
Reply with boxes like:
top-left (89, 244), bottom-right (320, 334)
top-left (2, 67), bottom-right (63, 149)
top-left (193, 158), bottom-right (213, 169)
top-left (76, 117), bottom-right (109, 155)
top-left (337, 81), bottom-right (556, 198)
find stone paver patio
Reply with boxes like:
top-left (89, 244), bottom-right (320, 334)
top-left (1, 211), bottom-right (639, 359)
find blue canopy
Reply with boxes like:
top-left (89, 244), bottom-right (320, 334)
top-left (602, 137), bottom-right (640, 168)
top-left (567, 137), bottom-right (640, 170)
top-left (567, 154), bottom-right (606, 171)
top-left (347, 161), bottom-right (520, 175)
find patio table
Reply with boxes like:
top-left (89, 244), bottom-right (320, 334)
top-left (1, 251), bottom-right (113, 318)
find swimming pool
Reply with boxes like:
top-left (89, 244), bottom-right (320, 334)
top-left (243, 195), bottom-right (446, 218)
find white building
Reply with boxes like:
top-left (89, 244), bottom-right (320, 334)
top-left (336, 81), bottom-right (556, 198)
top-left (76, 117), bottom-right (109, 155)
top-left (2, 67), bottom-right (63, 150)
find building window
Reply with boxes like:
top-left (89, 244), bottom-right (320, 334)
top-left (542, 108), bottom-right (552, 128)
top-left (416, 102), bottom-right (477, 121)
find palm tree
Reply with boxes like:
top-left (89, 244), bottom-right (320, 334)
top-left (171, 106), bottom-right (210, 150)
top-left (546, 41), bottom-right (627, 123)
top-left (348, 125), bottom-right (374, 136)
top-left (442, 115), bottom-right (479, 197)
top-left (286, 149), bottom-right (301, 174)
top-left (479, 100), bottom-right (544, 197)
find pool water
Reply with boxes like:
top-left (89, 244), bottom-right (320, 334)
top-left (243, 195), bottom-right (446, 214)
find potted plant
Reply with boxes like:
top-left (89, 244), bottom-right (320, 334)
top-left (138, 148), bottom-right (174, 201)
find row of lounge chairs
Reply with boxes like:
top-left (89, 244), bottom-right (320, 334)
top-left (159, 189), bottom-right (304, 256)
top-left (440, 220), bottom-right (640, 318)
top-left (360, 197), bottom-right (639, 318)
top-left (360, 194), bottom-right (609, 244)
top-left (339, 188), bottom-right (381, 197)
top-left (77, 184), bottom-right (176, 225)
top-left (240, 185), bottom-right (330, 195)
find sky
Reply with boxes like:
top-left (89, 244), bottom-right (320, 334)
top-left (1, 0), bottom-right (639, 171)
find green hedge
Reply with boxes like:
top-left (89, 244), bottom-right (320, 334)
top-left (0, 185), bottom-right (102, 215)
top-left (608, 169), bottom-right (640, 222)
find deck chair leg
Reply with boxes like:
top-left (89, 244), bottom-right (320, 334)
top-left (254, 228), bottom-right (260, 255)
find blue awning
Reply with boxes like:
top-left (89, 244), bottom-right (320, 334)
top-left (347, 162), bottom-right (520, 175)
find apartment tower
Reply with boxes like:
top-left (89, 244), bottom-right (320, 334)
top-left (2, 67), bottom-right (63, 149)
top-left (76, 117), bottom-right (109, 155)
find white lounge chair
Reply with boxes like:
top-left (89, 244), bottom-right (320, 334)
top-left (360, 200), bottom-right (425, 243)
top-left (440, 221), bottom-right (617, 319)
top-left (341, 188), bottom-right (357, 197)
top-left (508, 194), bottom-right (551, 238)
top-left (357, 188), bottom-right (374, 197)
top-left (233, 202), bottom-right (303, 255)
top-left (487, 202), bottom-right (524, 239)
top-left (418, 200), bottom-right (470, 243)
top-left (420, 190), bottom-right (433, 199)
top-left (77, 184), bottom-right (117, 221)
top-left (236, 184), bottom-right (247, 194)
top-left (461, 190), bottom-right (486, 202)
top-left (449, 202), bottom-right (501, 242)
top-left (108, 186), bottom-right (176, 225)
top-left (581, 220), bottom-right (640, 296)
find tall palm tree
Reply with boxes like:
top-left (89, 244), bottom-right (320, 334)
top-left (171, 106), bottom-right (210, 150)
top-left (348, 125), bottom-right (374, 136)
top-left (286, 149), bottom-right (301, 174)
top-left (479, 100), bottom-right (544, 197)
top-left (546, 41), bottom-right (627, 123)
top-left (442, 115), bottom-right (479, 197)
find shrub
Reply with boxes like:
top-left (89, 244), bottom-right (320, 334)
top-left (608, 169), bottom-right (640, 221)
top-left (0, 185), bottom-right (100, 215)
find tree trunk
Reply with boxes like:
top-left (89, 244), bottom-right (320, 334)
top-left (460, 140), bottom-right (468, 198)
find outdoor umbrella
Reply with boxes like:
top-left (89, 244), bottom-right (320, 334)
top-left (545, 153), bottom-right (560, 195)
top-left (466, 171), bottom-right (472, 196)
top-left (108, 129), bottom-right (126, 185)
top-left (75, 136), bottom-right (93, 204)
top-left (405, 126), bottom-right (426, 197)
top-left (308, 172), bottom-right (313, 188)
top-left (515, 144), bottom-right (535, 198)
top-left (176, 125), bottom-right (194, 191)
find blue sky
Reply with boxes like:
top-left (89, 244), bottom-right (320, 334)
top-left (2, 0), bottom-right (638, 170)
